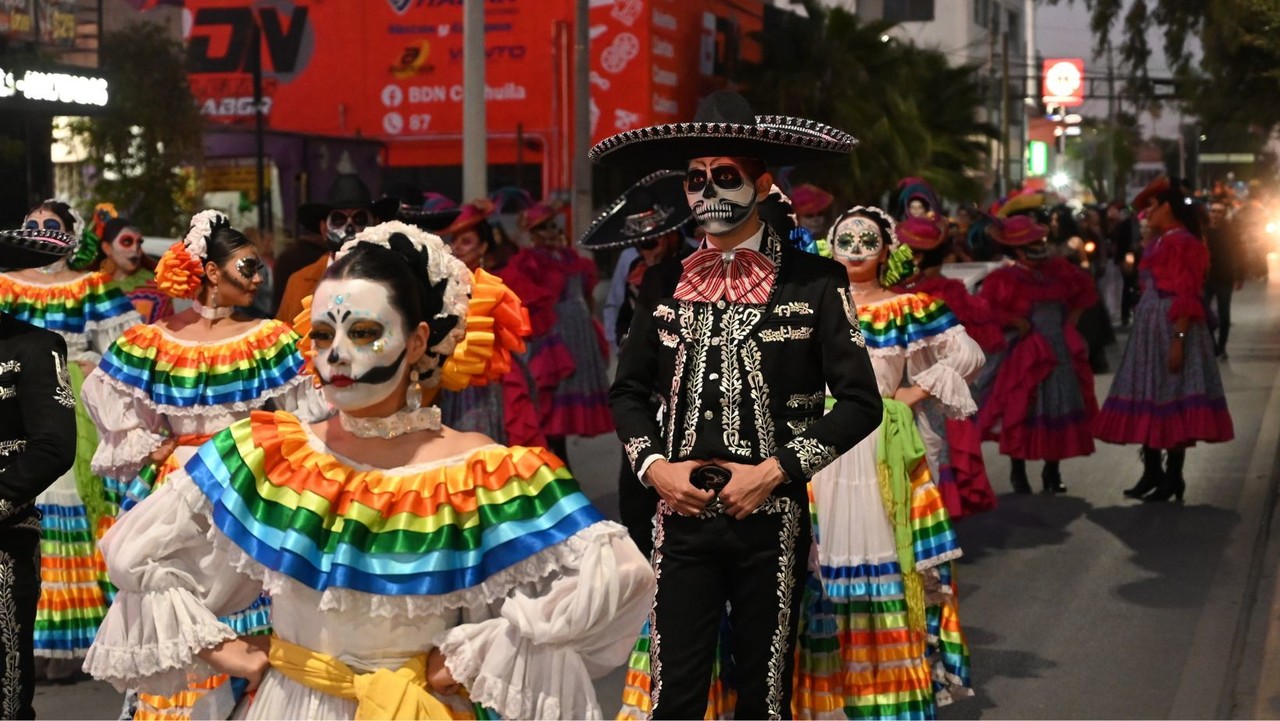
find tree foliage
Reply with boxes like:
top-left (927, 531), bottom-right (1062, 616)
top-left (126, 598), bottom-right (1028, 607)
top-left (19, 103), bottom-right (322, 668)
top-left (71, 23), bottom-right (203, 235)
top-left (739, 1), bottom-right (997, 205)
top-left (1065, 112), bottom-right (1142, 201)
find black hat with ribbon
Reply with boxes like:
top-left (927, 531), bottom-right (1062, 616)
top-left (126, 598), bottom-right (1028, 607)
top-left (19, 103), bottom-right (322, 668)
top-left (0, 228), bottom-right (79, 271)
top-left (589, 90), bottom-right (857, 170)
top-left (579, 170), bottom-right (692, 250)
top-left (298, 174), bottom-right (401, 233)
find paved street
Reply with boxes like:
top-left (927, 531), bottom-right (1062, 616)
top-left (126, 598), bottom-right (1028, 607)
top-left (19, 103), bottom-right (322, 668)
top-left (35, 282), bottom-right (1280, 720)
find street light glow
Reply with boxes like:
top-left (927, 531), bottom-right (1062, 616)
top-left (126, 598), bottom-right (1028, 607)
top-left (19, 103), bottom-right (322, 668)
top-left (1051, 172), bottom-right (1071, 188)
top-left (880, 34), bottom-right (891, 42)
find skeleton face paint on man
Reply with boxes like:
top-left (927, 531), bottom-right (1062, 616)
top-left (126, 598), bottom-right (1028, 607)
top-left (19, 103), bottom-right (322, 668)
top-left (830, 215), bottom-right (885, 263)
top-left (324, 208), bottom-right (371, 251)
top-left (309, 278), bottom-right (411, 412)
top-left (685, 158), bottom-right (760, 236)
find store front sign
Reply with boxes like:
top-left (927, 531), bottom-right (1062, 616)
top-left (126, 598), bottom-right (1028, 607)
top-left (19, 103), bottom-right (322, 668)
top-left (0, 66), bottom-right (110, 107)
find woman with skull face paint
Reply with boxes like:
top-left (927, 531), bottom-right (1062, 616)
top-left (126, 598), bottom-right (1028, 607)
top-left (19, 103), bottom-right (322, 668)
top-left (787, 206), bottom-right (981, 718)
top-left (81, 210), bottom-right (329, 719)
top-left (1093, 178), bottom-right (1234, 502)
top-left (978, 215), bottom-right (1099, 495)
top-left (84, 221), bottom-right (655, 720)
top-left (0, 200), bottom-right (143, 681)
top-left (95, 215), bottom-right (174, 324)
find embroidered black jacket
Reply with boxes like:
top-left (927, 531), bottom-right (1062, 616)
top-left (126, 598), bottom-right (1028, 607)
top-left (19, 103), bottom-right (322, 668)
top-left (0, 313), bottom-right (77, 530)
top-left (610, 224), bottom-right (882, 488)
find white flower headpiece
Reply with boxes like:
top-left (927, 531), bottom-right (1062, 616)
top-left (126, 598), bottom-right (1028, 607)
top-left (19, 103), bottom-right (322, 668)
top-left (829, 205), bottom-right (899, 249)
top-left (336, 221), bottom-right (473, 385)
top-left (183, 209), bottom-right (227, 262)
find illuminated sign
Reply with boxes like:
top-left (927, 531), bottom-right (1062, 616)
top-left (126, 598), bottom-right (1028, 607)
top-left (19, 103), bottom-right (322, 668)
top-left (1027, 140), bottom-right (1048, 176)
top-left (1042, 58), bottom-right (1084, 108)
top-left (0, 66), bottom-right (110, 107)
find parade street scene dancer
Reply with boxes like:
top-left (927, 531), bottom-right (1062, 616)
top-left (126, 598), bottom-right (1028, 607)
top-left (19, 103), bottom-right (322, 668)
top-left (0, 226), bottom-right (79, 719)
top-left (83, 222), bottom-right (655, 720)
top-left (595, 90), bottom-right (882, 719)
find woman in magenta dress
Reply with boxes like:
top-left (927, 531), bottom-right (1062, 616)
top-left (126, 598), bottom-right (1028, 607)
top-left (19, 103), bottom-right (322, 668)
top-left (979, 215), bottom-right (1098, 494)
top-left (1094, 178), bottom-right (1234, 501)
top-left (893, 216), bottom-right (1000, 517)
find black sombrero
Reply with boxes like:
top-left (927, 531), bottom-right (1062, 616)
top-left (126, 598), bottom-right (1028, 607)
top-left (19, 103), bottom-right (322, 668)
top-left (589, 90), bottom-right (857, 170)
top-left (299, 174), bottom-right (401, 232)
top-left (396, 205), bottom-right (463, 233)
top-left (579, 170), bottom-right (692, 250)
top-left (0, 228), bottom-right (78, 271)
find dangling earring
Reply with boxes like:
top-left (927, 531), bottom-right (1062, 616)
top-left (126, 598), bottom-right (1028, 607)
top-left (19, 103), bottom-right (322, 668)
top-left (210, 285), bottom-right (220, 308)
top-left (405, 368), bottom-right (422, 411)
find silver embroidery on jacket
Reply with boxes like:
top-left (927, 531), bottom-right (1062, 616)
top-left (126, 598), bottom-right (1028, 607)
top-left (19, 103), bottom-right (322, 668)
top-left (0, 387), bottom-right (12, 401)
top-left (772, 301), bottom-right (814, 317)
top-left (624, 436), bottom-right (653, 467)
top-left (759, 326), bottom-right (814, 343)
top-left (786, 418), bottom-right (815, 435)
top-left (657, 329), bottom-right (680, 349)
top-left (653, 303), bottom-right (676, 322)
top-left (786, 436), bottom-right (839, 478)
top-left (0, 361), bottom-right (18, 375)
top-left (52, 352), bottom-right (74, 409)
top-left (0, 548), bottom-right (19, 719)
top-left (786, 392), bottom-right (825, 409)
top-left (743, 340), bottom-right (776, 455)
top-left (678, 305), bottom-right (713, 458)
top-left (764, 496), bottom-right (802, 718)
top-left (838, 287), bottom-right (867, 347)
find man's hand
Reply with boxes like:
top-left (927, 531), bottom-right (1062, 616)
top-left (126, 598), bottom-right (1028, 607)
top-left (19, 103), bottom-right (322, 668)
top-left (644, 459), bottom-right (714, 516)
top-left (426, 648), bottom-right (461, 695)
top-left (716, 458), bottom-right (786, 520)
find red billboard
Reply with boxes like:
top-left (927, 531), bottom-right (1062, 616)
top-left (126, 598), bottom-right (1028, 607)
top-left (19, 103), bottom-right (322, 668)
top-left (1042, 58), bottom-right (1085, 108)
top-left (180, 0), bottom-right (761, 190)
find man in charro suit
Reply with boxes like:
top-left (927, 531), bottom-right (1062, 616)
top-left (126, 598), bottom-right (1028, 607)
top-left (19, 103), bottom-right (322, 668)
top-left (592, 91), bottom-right (882, 719)
top-left (0, 228), bottom-right (78, 719)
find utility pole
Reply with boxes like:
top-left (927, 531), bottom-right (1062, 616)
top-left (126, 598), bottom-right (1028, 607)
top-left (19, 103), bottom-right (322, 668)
top-left (571, 0), bottom-right (592, 244)
top-left (1104, 45), bottom-right (1116, 201)
top-left (1001, 31), bottom-right (1011, 195)
top-left (253, 22), bottom-right (266, 235)
top-left (462, 0), bottom-right (487, 202)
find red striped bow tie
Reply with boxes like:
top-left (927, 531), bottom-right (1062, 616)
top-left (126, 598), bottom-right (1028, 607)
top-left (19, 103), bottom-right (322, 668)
top-left (673, 246), bottom-right (775, 304)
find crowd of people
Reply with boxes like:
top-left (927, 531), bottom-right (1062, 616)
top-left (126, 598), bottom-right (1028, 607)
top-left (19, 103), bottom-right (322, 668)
top-left (0, 87), bottom-right (1252, 720)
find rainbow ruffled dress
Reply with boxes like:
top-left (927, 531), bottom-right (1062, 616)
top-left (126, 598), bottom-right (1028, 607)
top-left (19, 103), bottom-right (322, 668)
top-left (114, 268), bottom-right (174, 324)
top-left (83, 411), bottom-right (654, 720)
top-left (81, 318), bottom-right (327, 719)
top-left (617, 295), bottom-right (977, 720)
top-left (0, 270), bottom-right (140, 662)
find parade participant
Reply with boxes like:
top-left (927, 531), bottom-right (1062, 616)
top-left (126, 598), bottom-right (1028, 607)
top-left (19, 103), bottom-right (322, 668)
top-left (594, 89), bottom-right (880, 719)
top-left (1094, 178), bottom-right (1234, 502)
top-left (790, 182), bottom-right (835, 237)
top-left (435, 199), bottom-right (533, 444)
top-left (795, 205), bottom-right (979, 718)
top-left (275, 173), bottom-right (399, 323)
top-left (585, 170), bottom-right (693, 557)
top-left (0, 201), bottom-right (141, 681)
top-left (979, 215), bottom-right (1099, 494)
top-left (893, 215), bottom-right (1000, 518)
top-left (1050, 205), bottom-right (1115, 373)
top-left (81, 210), bottom-right (330, 718)
top-left (96, 214), bottom-right (173, 323)
top-left (896, 176), bottom-right (943, 220)
top-left (514, 200), bottom-right (614, 464)
top-left (0, 227), bottom-right (79, 717)
top-left (1203, 200), bottom-right (1246, 359)
top-left (84, 221), bottom-right (654, 720)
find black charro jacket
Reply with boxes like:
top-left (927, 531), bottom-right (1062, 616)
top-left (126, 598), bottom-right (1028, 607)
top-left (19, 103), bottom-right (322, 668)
top-left (610, 223), bottom-right (882, 490)
top-left (0, 313), bottom-right (77, 530)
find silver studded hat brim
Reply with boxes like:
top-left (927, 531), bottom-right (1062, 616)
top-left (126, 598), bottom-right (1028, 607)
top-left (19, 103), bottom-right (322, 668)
top-left (396, 207), bottom-right (463, 233)
top-left (579, 169), bottom-right (693, 250)
top-left (0, 228), bottom-right (78, 271)
top-left (589, 116), bottom-right (858, 169)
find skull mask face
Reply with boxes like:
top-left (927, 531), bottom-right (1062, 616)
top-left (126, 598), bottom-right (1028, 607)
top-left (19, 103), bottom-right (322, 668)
top-left (309, 278), bottom-right (410, 412)
top-left (325, 208), bottom-right (371, 251)
top-left (684, 157), bottom-right (760, 236)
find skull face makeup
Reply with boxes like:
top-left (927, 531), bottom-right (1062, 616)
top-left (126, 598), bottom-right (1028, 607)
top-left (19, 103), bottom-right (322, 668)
top-left (107, 228), bottom-right (143, 274)
top-left (325, 208), bottom-right (371, 251)
top-left (309, 278), bottom-right (410, 412)
top-left (830, 215), bottom-right (885, 263)
top-left (685, 158), bottom-right (760, 236)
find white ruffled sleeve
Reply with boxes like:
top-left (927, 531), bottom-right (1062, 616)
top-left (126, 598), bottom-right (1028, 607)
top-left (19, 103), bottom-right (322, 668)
top-left (82, 368), bottom-right (170, 480)
top-left (86, 310), bottom-right (141, 358)
top-left (272, 376), bottom-right (333, 423)
top-left (909, 326), bottom-right (985, 419)
top-left (83, 473), bottom-right (265, 694)
top-left (435, 521), bottom-right (655, 720)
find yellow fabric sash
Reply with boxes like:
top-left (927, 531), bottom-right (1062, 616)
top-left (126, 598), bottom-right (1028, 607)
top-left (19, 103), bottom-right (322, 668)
top-left (268, 636), bottom-right (464, 720)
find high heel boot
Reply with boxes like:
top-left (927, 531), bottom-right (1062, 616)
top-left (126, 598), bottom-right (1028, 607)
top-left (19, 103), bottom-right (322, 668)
top-left (1144, 448), bottom-right (1186, 502)
top-left (1041, 461), bottom-right (1067, 494)
top-left (1010, 459), bottom-right (1031, 494)
top-left (1124, 447), bottom-right (1165, 499)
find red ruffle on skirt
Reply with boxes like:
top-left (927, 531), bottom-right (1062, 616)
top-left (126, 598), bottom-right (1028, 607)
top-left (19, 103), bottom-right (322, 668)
top-left (942, 418), bottom-right (997, 518)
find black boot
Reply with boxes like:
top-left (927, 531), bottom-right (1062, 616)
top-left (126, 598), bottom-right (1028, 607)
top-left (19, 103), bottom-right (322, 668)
top-left (1145, 449), bottom-right (1186, 502)
top-left (1124, 446), bottom-right (1165, 499)
top-left (1041, 461), bottom-right (1067, 494)
top-left (1010, 459), bottom-right (1031, 494)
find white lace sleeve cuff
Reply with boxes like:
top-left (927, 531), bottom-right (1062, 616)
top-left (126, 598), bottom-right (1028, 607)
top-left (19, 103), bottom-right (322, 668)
top-left (913, 363), bottom-right (978, 419)
top-left (82, 587), bottom-right (237, 694)
top-left (90, 427), bottom-right (165, 480)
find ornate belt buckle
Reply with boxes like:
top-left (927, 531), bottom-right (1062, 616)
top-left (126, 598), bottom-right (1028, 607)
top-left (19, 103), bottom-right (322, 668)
top-left (690, 464), bottom-right (731, 514)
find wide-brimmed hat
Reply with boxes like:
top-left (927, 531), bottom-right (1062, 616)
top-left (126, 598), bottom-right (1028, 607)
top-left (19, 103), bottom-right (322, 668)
top-left (396, 204), bottom-right (461, 233)
top-left (895, 216), bottom-right (948, 250)
top-left (521, 201), bottom-right (565, 232)
top-left (299, 174), bottom-right (401, 232)
top-left (443, 199), bottom-right (497, 236)
top-left (994, 192), bottom-right (1046, 218)
top-left (988, 215), bottom-right (1049, 246)
top-left (579, 170), bottom-right (692, 250)
top-left (589, 90), bottom-right (856, 170)
top-left (1132, 176), bottom-right (1172, 211)
top-left (0, 228), bottom-right (79, 271)
top-left (790, 183), bottom-right (834, 216)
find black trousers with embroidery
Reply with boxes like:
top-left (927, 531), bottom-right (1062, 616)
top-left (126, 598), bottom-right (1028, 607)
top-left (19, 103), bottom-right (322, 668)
top-left (648, 495), bottom-right (810, 720)
top-left (0, 529), bottom-right (39, 720)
